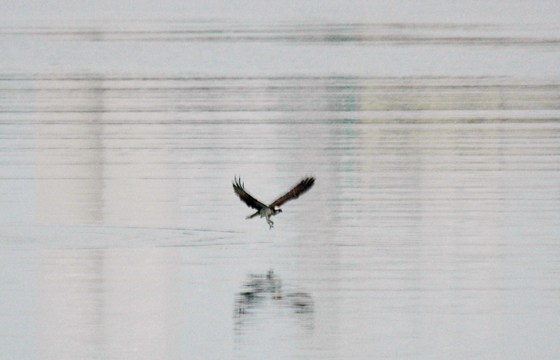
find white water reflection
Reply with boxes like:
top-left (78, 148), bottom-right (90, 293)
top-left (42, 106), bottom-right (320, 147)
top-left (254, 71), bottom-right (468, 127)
top-left (2, 7), bottom-right (560, 360)
top-left (2, 73), bottom-right (560, 360)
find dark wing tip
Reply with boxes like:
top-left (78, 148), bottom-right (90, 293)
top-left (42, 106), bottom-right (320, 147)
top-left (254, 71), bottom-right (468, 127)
top-left (233, 176), bottom-right (244, 189)
top-left (232, 176), bottom-right (242, 195)
top-left (299, 176), bottom-right (315, 190)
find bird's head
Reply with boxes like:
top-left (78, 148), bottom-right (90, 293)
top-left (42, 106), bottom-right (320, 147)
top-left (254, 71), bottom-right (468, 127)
top-left (273, 206), bottom-right (282, 214)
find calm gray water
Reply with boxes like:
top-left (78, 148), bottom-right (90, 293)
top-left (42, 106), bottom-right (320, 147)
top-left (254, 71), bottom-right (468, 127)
top-left (2, 2), bottom-right (560, 359)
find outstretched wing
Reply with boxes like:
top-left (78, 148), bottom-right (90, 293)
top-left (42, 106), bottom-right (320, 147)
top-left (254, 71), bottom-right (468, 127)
top-left (269, 177), bottom-right (315, 208)
top-left (233, 177), bottom-right (267, 210)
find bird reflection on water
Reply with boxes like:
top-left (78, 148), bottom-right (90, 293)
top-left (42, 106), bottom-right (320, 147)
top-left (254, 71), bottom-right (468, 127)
top-left (233, 271), bottom-right (314, 354)
top-left (235, 270), bottom-right (283, 314)
top-left (234, 269), bottom-right (314, 325)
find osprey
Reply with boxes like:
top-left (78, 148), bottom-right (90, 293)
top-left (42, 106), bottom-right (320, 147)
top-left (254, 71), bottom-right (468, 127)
top-left (233, 177), bottom-right (315, 229)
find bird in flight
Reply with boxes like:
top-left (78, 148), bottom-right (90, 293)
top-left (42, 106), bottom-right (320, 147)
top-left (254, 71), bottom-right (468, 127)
top-left (233, 177), bottom-right (315, 229)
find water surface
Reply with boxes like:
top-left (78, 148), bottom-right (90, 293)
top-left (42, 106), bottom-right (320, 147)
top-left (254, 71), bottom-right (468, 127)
top-left (1, 7), bottom-right (560, 360)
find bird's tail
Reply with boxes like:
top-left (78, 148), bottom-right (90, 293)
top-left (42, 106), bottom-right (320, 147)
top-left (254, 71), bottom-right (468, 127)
top-left (246, 211), bottom-right (259, 219)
